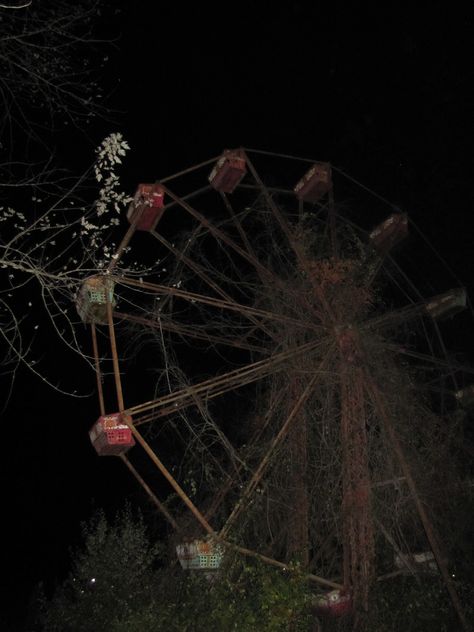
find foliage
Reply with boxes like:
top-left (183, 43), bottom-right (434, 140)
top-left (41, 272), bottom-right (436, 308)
top-left (363, 575), bottom-right (474, 632)
top-left (38, 507), bottom-right (314, 632)
top-left (39, 506), bottom-right (163, 632)
top-left (37, 504), bottom-right (474, 631)
top-left (155, 561), bottom-right (313, 632)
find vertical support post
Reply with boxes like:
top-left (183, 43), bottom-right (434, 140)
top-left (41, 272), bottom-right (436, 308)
top-left (340, 360), bottom-right (375, 610)
top-left (287, 376), bottom-right (310, 567)
top-left (328, 186), bottom-right (338, 258)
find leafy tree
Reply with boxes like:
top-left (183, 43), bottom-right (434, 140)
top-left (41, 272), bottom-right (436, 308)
top-left (39, 506), bottom-right (163, 632)
top-left (156, 562), bottom-right (313, 632)
top-left (37, 503), bottom-right (474, 631)
top-left (38, 506), bottom-right (315, 632)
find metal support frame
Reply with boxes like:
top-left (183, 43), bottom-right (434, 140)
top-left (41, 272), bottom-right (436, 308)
top-left (83, 150), bottom-right (471, 628)
top-left (367, 376), bottom-right (470, 631)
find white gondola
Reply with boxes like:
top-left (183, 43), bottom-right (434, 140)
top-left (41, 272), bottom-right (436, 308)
top-left (76, 276), bottom-right (116, 324)
top-left (394, 550), bottom-right (438, 574)
top-left (176, 539), bottom-right (223, 571)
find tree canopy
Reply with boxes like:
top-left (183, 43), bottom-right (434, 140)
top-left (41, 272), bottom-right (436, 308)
top-left (36, 505), bottom-right (474, 631)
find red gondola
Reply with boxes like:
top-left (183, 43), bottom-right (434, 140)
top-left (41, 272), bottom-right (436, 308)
top-left (127, 183), bottom-right (165, 232)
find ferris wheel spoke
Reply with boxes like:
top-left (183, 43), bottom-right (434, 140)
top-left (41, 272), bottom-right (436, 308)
top-left (217, 184), bottom-right (318, 309)
top-left (391, 345), bottom-right (474, 376)
top-left (245, 154), bottom-right (304, 262)
top-left (165, 406), bottom-right (241, 483)
top-left (116, 275), bottom-right (317, 333)
top-left (113, 311), bottom-right (268, 354)
top-left (126, 338), bottom-right (327, 421)
top-left (161, 184), bottom-right (276, 281)
top-left (151, 228), bottom-right (240, 303)
top-left (149, 229), bottom-right (283, 343)
top-left (246, 154), bottom-right (338, 322)
top-left (124, 417), bottom-right (215, 535)
top-left (363, 302), bottom-right (426, 331)
top-left (218, 191), bottom-right (272, 286)
top-left (220, 539), bottom-right (343, 590)
top-left (204, 389), bottom-right (288, 521)
top-left (161, 156), bottom-right (222, 184)
top-left (431, 319), bottom-right (460, 391)
top-left (219, 357), bottom-right (331, 541)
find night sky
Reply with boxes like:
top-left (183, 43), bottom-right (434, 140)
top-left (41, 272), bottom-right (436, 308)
top-left (2, 2), bottom-right (474, 627)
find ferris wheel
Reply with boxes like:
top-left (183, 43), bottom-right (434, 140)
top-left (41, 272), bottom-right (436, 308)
top-left (75, 148), bottom-right (473, 628)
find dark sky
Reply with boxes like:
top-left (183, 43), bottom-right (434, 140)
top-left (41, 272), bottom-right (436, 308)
top-left (2, 2), bottom-right (474, 627)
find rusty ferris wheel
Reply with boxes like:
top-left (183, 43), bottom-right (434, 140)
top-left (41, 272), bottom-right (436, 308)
top-left (75, 148), bottom-right (472, 628)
